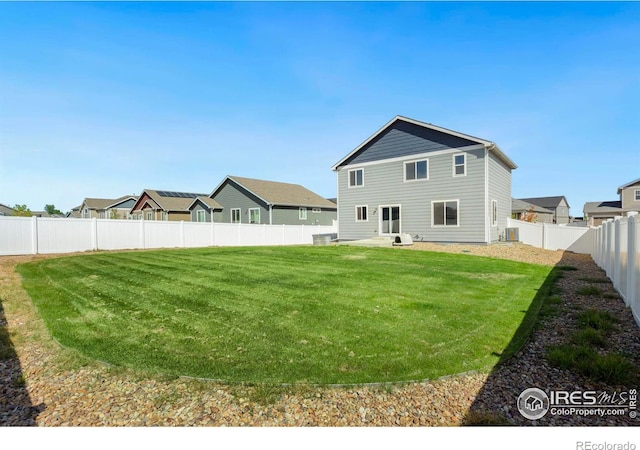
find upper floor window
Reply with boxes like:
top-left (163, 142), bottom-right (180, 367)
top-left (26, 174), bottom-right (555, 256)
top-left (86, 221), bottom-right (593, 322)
top-left (404, 159), bottom-right (428, 182)
top-left (635, 189), bottom-right (640, 201)
top-left (453, 154), bottom-right (466, 177)
top-left (348, 168), bottom-right (364, 187)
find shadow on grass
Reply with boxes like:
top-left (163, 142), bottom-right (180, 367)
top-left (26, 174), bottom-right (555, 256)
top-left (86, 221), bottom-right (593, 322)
top-left (463, 251), bottom-right (575, 426)
top-left (0, 298), bottom-right (43, 425)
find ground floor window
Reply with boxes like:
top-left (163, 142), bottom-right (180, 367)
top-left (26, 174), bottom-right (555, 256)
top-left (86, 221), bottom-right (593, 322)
top-left (196, 210), bottom-right (206, 222)
top-left (299, 207), bottom-right (307, 220)
top-left (146, 212), bottom-right (153, 221)
top-left (355, 205), bottom-right (368, 222)
top-left (432, 200), bottom-right (459, 227)
top-left (492, 200), bottom-right (498, 227)
top-left (249, 208), bottom-right (260, 224)
top-left (231, 208), bottom-right (241, 223)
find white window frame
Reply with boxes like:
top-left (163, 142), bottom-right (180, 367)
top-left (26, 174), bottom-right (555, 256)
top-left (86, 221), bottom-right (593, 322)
top-left (635, 189), bottom-right (640, 201)
top-left (83, 208), bottom-right (89, 218)
top-left (431, 199), bottom-right (460, 228)
top-left (312, 208), bottom-right (321, 213)
top-left (378, 204), bottom-right (402, 235)
top-left (299, 207), bottom-right (308, 220)
top-left (452, 153), bottom-right (467, 177)
top-left (231, 208), bottom-right (241, 224)
top-left (404, 158), bottom-right (429, 182)
top-left (355, 205), bottom-right (368, 222)
top-left (491, 200), bottom-right (498, 227)
top-left (196, 210), bottom-right (206, 223)
top-left (162, 212), bottom-right (169, 221)
top-left (146, 212), bottom-right (153, 221)
top-left (248, 208), bottom-right (260, 224)
top-left (348, 168), bottom-right (364, 188)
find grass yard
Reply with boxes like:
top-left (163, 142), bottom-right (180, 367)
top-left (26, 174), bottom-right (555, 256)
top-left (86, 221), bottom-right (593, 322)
top-left (16, 246), bottom-right (553, 384)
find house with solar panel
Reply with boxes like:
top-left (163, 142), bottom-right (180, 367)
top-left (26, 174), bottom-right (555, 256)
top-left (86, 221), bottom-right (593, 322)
top-left (208, 176), bottom-right (337, 225)
top-left (129, 189), bottom-right (222, 221)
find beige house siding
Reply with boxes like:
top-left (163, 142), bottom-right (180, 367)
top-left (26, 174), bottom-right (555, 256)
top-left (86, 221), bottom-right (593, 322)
top-left (621, 183), bottom-right (640, 210)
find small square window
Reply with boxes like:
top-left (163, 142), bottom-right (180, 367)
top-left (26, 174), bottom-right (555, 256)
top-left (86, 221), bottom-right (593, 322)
top-left (348, 168), bottom-right (364, 187)
top-left (453, 154), bottom-right (466, 177)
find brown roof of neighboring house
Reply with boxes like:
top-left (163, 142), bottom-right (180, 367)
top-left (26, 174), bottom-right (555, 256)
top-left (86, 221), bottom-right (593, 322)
top-left (132, 190), bottom-right (208, 212)
top-left (519, 196), bottom-right (570, 209)
top-left (214, 176), bottom-right (337, 209)
top-left (81, 195), bottom-right (138, 211)
top-left (583, 201), bottom-right (624, 215)
top-left (511, 198), bottom-right (554, 214)
top-left (189, 196), bottom-right (223, 210)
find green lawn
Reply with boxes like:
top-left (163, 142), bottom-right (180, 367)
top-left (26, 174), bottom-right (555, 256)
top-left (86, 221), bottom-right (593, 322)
top-left (17, 246), bottom-right (552, 384)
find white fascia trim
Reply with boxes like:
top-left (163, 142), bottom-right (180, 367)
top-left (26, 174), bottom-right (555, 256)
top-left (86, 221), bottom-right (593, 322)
top-left (484, 147), bottom-right (490, 243)
top-left (336, 144), bottom-right (485, 171)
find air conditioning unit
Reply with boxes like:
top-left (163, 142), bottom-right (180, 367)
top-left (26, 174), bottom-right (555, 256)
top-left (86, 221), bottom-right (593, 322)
top-left (505, 227), bottom-right (519, 242)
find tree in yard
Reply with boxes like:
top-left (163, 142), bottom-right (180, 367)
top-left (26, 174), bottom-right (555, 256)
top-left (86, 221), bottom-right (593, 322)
top-left (13, 204), bottom-right (32, 217)
top-left (109, 209), bottom-right (120, 220)
top-left (521, 205), bottom-right (538, 223)
top-left (44, 204), bottom-right (62, 215)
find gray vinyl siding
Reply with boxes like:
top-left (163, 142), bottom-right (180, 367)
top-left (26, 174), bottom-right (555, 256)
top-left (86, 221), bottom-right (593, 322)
top-left (189, 201), bottom-right (223, 222)
top-left (555, 200), bottom-right (570, 224)
top-left (344, 120), bottom-right (478, 166)
top-left (211, 181), bottom-right (269, 224)
top-left (337, 148), bottom-right (487, 243)
top-left (487, 152), bottom-right (513, 241)
top-left (271, 206), bottom-right (337, 226)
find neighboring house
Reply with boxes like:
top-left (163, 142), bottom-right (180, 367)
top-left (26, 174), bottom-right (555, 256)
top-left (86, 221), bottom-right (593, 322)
top-left (511, 198), bottom-right (555, 223)
top-left (130, 190), bottom-right (208, 221)
top-left (583, 177), bottom-right (640, 226)
top-left (209, 175), bottom-right (337, 225)
top-left (518, 196), bottom-right (571, 224)
top-left (78, 196), bottom-right (138, 219)
top-left (188, 196), bottom-right (224, 223)
top-left (66, 206), bottom-right (81, 218)
top-left (0, 203), bottom-right (15, 216)
top-left (332, 115), bottom-right (517, 243)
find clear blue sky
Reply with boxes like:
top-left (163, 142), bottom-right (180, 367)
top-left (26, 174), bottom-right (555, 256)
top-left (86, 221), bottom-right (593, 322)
top-left (1, 2), bottom-right (638, 215)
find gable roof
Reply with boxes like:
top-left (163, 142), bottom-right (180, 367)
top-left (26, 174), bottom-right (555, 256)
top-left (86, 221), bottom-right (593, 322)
top-left (131, 189), bottom-right (208, 213)
top-left (583, 201), bottom-right (624, 215)
top-left (617, 177), bottom-right (640, 194)
top-left (211, 176), bottom-right (337, 209)
top-left (80, 195), bottom-right (138, 211)
top-left (105, 195), bottom-right (139, 209)
top-left (511, 198), bottom-right (554, 214)
top-left (331, 115), bottom-right (517, 171)
top-left (519, 196), bottom-right (570, 209)
top-left (188, 196), bottom-right (223, 211)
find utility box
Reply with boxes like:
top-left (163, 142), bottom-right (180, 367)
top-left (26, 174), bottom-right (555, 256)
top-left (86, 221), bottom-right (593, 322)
top-left (393, 233), bottom-right (414, 246)
top-left (505, 228), bottom-right (519, 242)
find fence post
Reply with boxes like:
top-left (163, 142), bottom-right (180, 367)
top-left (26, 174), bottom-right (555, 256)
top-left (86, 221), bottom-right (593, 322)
top-left (31, 216), bottom-right (38, 255)
top-left (91, 218), bottom-right (98, 251)
top-left (613, 217), bottom-right (622, 288)
top-left (140, 219), bottom-right (145, 249)
top-left (627, 212), bottom-right (638, 309)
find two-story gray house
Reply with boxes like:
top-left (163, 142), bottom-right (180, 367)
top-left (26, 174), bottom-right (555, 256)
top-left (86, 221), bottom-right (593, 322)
top-left (209, 175), bottom-right (337, 225)
top-left (518, 196), bottom-right (571, 225)
top-left (332, 116), bottom-right (517, 243)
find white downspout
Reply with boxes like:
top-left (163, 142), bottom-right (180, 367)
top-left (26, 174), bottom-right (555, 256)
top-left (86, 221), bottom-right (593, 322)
top-left (484, 146), bottom-right (490, 244)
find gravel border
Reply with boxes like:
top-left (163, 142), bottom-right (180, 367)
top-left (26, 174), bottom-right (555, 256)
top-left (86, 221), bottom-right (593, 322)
top-left (1, 245), bottom-right (639, 426)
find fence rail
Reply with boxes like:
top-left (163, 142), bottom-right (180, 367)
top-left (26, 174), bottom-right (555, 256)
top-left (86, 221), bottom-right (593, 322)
top-left (0, 216), bottom-right (337, 256)
top-left (592, 213), bottom-right (639, 327)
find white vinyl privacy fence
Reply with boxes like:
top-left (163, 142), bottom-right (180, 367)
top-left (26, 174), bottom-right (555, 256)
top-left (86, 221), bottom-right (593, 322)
top-left (0, 216), bottom-right (337, 256)
top-left (506, 218), bottom-right (594, 254)
top-left (592, 213), bottom-right (640, 327)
